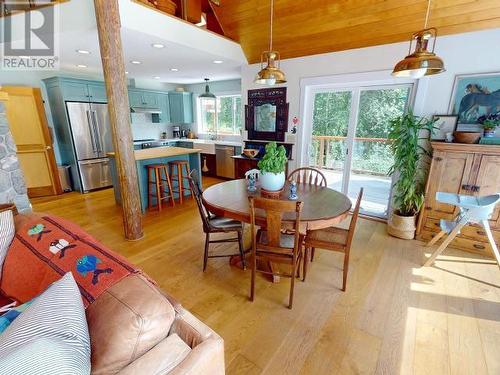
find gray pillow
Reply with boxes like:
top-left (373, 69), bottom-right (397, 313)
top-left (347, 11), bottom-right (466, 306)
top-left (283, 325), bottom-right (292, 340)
top-left (0, 209), bottom-right (15, 279)
top-left (0, 272), bottom-right (91, 375)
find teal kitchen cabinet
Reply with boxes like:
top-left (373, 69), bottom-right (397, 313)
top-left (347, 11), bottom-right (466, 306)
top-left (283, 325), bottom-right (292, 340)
top-left (128, 89), bottom-right (160, 109)
top-left (158, 94), bottom-right (170, 123)
top-left (87, 83), bottom-right (107, 103)
top-left (47, 78), bottom-right (107, 103)
top-left (169, 92), bottom-right (193, 124)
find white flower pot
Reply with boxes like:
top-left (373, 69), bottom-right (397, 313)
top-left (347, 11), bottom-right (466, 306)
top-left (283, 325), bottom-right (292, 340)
top-left (387, 211), bottom-right (416, 240)
top-left (260, 171), bottom-right (286, 192)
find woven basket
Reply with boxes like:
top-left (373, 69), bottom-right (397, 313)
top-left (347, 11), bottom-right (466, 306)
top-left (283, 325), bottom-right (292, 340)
top-left (387, 212), bottom-right (416, 240)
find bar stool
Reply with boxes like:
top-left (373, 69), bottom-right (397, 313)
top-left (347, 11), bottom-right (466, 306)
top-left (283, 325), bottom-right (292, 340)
top-left (168, 160), bottom-right (193, 204)
top-left (146, 164), bottom-right (175, 211)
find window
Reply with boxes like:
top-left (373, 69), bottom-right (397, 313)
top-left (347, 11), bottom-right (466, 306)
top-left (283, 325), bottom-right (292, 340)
top-left (198, 95), bottom-right (242, 135)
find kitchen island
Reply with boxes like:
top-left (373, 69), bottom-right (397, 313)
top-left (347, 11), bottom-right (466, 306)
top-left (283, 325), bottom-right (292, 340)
top-left (107, 146), bottom-right (202, 212)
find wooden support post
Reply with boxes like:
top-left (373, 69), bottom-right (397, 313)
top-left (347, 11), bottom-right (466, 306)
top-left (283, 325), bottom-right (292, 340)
top-left (94, 0), bottom-right (143, 240)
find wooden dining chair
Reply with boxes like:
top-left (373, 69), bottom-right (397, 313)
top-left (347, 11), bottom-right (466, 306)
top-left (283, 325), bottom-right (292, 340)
top-left (187, 170), bottom-right (246, 271)
top-left (248, 196), bottom-right (304, 309)
top-left (287, 167), bottom-right (327, 187)
top-left (303, 188), bottom-right (363, 291)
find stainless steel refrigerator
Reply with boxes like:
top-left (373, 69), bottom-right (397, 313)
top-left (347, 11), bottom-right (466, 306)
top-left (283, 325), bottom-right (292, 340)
top-left (66, 102), bottom-right (114, 192)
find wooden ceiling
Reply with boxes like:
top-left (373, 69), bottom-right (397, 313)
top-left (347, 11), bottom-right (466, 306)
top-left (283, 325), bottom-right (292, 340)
top-left (212, 0), bottom-right (500, 63)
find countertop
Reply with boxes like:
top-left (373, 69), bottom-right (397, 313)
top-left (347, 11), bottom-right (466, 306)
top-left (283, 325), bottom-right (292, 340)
top-left (107, 146), bottom-right (201, 161)
top-left (133, 138), bottom-right (243, 147)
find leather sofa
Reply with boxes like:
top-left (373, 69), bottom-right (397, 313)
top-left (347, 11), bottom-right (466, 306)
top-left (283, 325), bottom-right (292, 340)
top-left (3, 213), bottom-right (225, 375)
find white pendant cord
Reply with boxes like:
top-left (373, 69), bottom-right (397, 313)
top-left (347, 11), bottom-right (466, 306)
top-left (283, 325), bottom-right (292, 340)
top-left (424, 0), bottom-right (431, 29)
top-left (269, 0), bottom-right (274, 51)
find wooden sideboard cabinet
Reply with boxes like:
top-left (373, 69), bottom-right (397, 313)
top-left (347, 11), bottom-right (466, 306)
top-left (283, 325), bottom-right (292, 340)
top-left (416, 142), bottom-right (500, 258)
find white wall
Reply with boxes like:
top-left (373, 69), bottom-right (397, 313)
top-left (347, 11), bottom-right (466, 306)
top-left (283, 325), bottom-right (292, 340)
top-left (184, 79), bottom-right (241, 141)
top-left (241, 28), bottom-right (500, 167)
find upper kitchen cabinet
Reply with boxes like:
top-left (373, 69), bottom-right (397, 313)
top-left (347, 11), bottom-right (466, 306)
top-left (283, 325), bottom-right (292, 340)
top-left (87, 83), bottom-right (108, 103)
top-left (158, 94), bottom-right (170, 124)
top-left (44, 77), bottom-right (108, 103)
top-left (128, 89), bottom-right (160, 109)
top-left (169, 92), bottom-right (193, 124)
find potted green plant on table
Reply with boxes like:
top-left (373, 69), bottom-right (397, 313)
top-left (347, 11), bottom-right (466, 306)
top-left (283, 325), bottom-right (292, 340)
top-left (478, 114), bottom-right (500, 138)
top-left (387, 111), bottom-right (435, 239)
top-left (258, 142), bottom-right (288, 192)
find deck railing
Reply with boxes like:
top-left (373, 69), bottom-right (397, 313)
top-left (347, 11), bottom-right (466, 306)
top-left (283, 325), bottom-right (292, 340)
top-left (311, 135), bottom-right (393, 176)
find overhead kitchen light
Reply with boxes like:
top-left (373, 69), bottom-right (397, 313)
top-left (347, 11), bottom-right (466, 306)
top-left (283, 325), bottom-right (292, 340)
top-left (392, 0), bottom-right (445, 78)
top-left (153, 76), bottom-right (161, 80)
top-left (77, 64), bottom-right (87, 68)
top-left (199, 78), bottom-right (216, 99)
top-left (151, 43), bottom-right (165, 49)
top-left (170, 68), bottom-right (179, 72)
top-left (254, 0), bottom-right (286, 85)
top-left (125, 71), bottom-right (129, 75)
top-left (76, 49), bottom-right (91, 55)
top-left (213, 60), bottom-right (223, 64)
top-left (130, 60), bottom-right (142, 65)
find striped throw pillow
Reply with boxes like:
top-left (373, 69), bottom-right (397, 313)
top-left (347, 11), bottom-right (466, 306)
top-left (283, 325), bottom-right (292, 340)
top-left (0, 209), bottom-right (15, 279)
top-left (0, 272), bottom-right (91, 375)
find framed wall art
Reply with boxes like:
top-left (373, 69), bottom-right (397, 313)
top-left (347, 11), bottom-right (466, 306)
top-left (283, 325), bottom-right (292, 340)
top-left (449, 72), bottom-right (500, 130)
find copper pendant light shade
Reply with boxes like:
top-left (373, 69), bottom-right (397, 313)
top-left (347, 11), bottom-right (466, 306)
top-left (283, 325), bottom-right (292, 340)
top-left (255, 0), bottom-right (286, 85)
top-left (392, 0), bottom-right (445, 78)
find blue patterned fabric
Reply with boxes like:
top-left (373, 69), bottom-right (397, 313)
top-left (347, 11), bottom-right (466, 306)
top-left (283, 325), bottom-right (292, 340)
top-left (0, 299), bottom-right (34, 334)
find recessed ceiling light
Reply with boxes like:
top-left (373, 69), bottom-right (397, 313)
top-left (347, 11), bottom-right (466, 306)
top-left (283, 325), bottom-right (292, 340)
top-left (76, 49), bottom-right (91, 55)
top-left (151, 43), bottom-right (165, 49)
top-left (77, 64), bottom-right (87, 68)
top-left (125, 71), bottom-right (129, 75)
top-left (170, 68), bottom-right (179, 72)
top-left (213, 60), bottom-right (223, 64)
top-left (153, 76), bottom-right (161, 80)
top-left (130, 60), bottom-right (142, 65)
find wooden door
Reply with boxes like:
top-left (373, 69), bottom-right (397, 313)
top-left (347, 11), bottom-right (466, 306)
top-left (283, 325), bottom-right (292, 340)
top-left (422, 151), bottom-right (475, 222)
top-left (474, 155), bottom-right (500, 229)
top-left (1, 87), bottom-right (62, 197)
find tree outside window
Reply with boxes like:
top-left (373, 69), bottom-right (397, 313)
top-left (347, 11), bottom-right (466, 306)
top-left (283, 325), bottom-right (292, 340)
top-left (198, 95), bottom-right (242, 135)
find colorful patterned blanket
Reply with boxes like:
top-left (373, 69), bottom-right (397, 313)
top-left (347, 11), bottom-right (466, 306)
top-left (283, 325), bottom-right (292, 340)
top-left (0, 215), bottom-right (143, 308)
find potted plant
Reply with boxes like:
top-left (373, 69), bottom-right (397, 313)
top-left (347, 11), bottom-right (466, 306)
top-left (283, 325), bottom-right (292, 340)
top-left (478, 114), bottom-right (500, 138)
top-left (387, 111), bottom-right (435, 239)
top-left (258, 142), bottom-right (288, 192)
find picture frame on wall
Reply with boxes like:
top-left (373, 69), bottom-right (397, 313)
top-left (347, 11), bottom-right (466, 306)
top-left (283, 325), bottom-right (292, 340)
top-left (448, 72), bottom-right (500, 131)
top-left (431, 115), bottom-right (458, 141)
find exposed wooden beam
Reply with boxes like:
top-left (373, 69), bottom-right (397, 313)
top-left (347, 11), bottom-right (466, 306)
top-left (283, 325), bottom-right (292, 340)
top-left (93, 0), bottom-right (143, 241)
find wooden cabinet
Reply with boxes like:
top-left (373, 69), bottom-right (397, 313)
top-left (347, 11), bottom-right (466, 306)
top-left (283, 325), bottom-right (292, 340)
top-left (417, 142), bottom-right (500, 258)
top-left (169, 92), bottom-right (193, 124)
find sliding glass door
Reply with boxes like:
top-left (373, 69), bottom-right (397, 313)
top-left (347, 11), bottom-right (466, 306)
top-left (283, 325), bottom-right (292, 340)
top-left (309, 84), bottom-right (413, 218)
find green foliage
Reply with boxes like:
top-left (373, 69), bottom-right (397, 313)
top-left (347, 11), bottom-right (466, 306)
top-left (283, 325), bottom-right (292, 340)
top-left (388, 110), bottom-right (436, 216)
top-left (258, 142), bottom-right (287, 174)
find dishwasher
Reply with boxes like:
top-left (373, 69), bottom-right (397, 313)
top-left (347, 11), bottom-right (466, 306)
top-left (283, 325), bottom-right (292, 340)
top-left (215, 145), bottom-right (235, 179)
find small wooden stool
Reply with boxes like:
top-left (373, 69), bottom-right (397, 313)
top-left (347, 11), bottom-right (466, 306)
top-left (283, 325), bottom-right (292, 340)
top-left (168, 160), bottom-right (192, 204)
top-left (146, 164), bottom-right (175, 211)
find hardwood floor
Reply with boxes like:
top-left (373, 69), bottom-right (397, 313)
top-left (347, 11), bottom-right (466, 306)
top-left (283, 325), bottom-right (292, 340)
top-left (32, 181), bottom-right (500, 375)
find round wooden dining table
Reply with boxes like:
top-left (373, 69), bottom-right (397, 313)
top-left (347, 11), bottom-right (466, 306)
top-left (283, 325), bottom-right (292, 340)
top-left (202, 179), bottom-right (352, 233)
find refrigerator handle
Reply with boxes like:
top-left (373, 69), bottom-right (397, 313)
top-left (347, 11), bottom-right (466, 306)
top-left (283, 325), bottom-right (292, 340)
top-left (86, 110), bottom-right (98, 154)
top-left (91, 110), bottom-right (103, 154)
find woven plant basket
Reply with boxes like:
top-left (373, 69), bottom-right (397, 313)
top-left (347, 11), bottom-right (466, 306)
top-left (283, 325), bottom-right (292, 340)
top-left (387, 212), bottom-right (416, 240)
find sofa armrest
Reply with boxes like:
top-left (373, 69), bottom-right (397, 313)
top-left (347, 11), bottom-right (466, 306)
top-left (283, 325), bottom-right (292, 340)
top-left (168, 306), bottom-right (225, 375)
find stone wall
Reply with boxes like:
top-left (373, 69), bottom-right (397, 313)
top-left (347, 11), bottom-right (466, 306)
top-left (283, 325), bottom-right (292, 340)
top-left (0, 100), bottom-right (31, 213)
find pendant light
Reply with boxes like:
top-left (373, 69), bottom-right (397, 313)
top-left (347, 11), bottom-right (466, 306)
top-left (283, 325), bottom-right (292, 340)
top-left (254, 0), bottom-right (286, 85)
top-left (392, 0), bottom-right (445, 78)
top-left (199, 78), bottom-right (216, 99)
